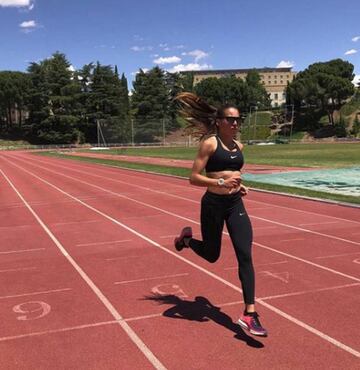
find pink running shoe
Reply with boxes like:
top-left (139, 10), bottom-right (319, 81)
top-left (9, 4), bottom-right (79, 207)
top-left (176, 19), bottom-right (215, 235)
top-left (238, 312), bottom-right (268, 336)
top-left (174, 227), bottom-right (192, 251)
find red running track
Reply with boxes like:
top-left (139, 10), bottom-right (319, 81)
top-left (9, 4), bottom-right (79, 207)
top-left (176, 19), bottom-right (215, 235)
top-left (0, 150), bottom-right (359, 369)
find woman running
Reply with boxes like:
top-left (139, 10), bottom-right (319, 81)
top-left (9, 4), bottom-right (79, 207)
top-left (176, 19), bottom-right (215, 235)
top-left (174, 92), bottom-right (267, 337)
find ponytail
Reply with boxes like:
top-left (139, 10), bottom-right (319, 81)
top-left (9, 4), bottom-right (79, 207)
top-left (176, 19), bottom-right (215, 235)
top-left (175, 92), bottom-right (218, 139)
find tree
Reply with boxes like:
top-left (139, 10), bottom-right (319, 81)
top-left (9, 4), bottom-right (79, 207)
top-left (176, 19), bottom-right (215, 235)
top-left (194, 71), bottom-right (270, 112)
top-left (131, 67), bottom-right (169, 142)
top-left (164, 72), bottom-right (183, 132)
top-left (0, 71), bottom-right (31, 130)
top-left (27, 52), bottom-right (83, 144)
top-left (287, 59), bottom-right (355, 125)
top-left (87, 62), bottom-right (130, 143)
top-left (245, 69), bottom-right (271, 108)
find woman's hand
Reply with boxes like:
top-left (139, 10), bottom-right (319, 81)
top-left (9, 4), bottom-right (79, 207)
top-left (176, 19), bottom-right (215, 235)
top-left (224, 175), bottom-right (241, 189)
top-left (239, 184), bottom-right (249, 196)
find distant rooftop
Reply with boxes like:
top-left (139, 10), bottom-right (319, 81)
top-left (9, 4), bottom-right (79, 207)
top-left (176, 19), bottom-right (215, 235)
top-left (181, 67), bottom-right (294, 74)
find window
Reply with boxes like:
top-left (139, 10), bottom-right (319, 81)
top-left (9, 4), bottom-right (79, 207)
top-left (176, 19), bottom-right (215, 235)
top-left (274, 93), bottom-right (278, 100)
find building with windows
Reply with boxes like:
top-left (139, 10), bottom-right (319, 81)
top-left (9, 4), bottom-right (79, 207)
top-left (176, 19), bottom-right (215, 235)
top-left (187, 67), bottom-right (297, 107)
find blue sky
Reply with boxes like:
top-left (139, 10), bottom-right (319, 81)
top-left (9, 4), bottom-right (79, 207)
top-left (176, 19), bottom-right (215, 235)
top-left (1, 0), bottom-right (359, 88)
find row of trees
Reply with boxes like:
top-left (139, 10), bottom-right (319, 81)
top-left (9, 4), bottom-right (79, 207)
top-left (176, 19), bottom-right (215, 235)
top-left (0, 53), bottom-right (357, 144)
top-left (0, 52), bottom-right (273, 144)
top-left (0, 52), bottom-right (132, 143)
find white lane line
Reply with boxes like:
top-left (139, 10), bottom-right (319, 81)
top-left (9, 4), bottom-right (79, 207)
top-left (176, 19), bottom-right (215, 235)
top-left (253, 216), bottom-right (360, 247)
top-left (0, 248), bottom-right (45, 255)
top-left (246, 199), bottom-right (360, 224)
top-left (159, 233), bottom-right (200, 239)
top-left (0, 267), bottom-right (36, 273)
top-left (0, 299), bottom-right (245, 343)
top-left (259, 271), bottom-right (289, 283)
top-left (114, 273), bottom-right (189, 285)
top-left (52, 220), bottom-right (100, 226)
top-left (257, 299), bottom-right (360, 358)
top-left (6, 158), bottom-right (360, 282)
top-left (0, 288), bottom-right (72, 300)
top-left (126, 300), bottom-right (245, 322)
top-left (299, 221), bottom-right (339, 226)
top-left (224, 261), bottom-right (289, 271)
top-left (278, 238), bottom-right (305, 242)
top-left (26, 153), bottom-right (360, 225)
top-left (11, 154), bottom-right (360, 247)
top-left (0, 224), bottom-right (34, 230)
top-left (76, 239), bottom-right (132, 247)
top-left (0, 169), bottom-right (166, 370)
top-left (0, 320), bottom-right (119, 342)
top-left (4, 163), bottom-right (360, 358)
top-left (106, 255), bottom-right (140, 261)
top-left (252, 226), bottom-right (279, 230)
top-left (259, 283), bottom-right (360, 301)
top-left (253, 241), bottom-right (360, 283)
top-left (315, 252), bottom-right (360, 259)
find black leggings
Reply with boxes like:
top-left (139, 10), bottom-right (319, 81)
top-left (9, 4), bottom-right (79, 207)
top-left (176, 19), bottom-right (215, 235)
top-left (189, 191), bottom-right (255, 304)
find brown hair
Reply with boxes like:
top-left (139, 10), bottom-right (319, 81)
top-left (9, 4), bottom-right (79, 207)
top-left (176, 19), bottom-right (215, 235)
top-left (175, 92), bottom-right (238, 139)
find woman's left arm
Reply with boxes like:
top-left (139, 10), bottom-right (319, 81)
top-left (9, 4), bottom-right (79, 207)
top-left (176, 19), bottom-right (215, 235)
top-left (235, 139), bottom-right (249, 196)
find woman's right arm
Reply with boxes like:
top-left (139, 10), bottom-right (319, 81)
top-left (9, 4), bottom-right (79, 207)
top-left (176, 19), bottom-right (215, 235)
top-left (189, 138), bottom-right (219, 187)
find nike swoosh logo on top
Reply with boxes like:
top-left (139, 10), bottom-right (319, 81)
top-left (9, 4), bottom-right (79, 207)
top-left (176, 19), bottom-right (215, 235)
top-left (230, 156), bottom-right (237, 159)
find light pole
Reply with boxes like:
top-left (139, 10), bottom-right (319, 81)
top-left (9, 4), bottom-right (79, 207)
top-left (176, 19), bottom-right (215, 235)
top-left (284, 104), bottom-right (294, 142)
top-left (162, 118), bottom-right (166, 146)
top-left (131, 118), bottom-right (134, 146)
top-left (248, 105), bottom-right (258, 144)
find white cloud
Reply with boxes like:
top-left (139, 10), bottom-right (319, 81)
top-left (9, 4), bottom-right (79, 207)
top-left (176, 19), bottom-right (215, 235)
top-left (277, 60), bottom-right (295, 68)
top-left (19, 19), bottom-right (39, 33)
top-left (168, 63), bottom-right (212, 73)
top-left (352, 74), bottom-right (360, 86)
top-left (345, 49), bottom-right (357, 55)
top-left (131, 68), bottom-right (150, 76)
top-left (19, 20), bottom-right (36, 28)
top-left (131, 45), bottom-right (153, 52)
top-left (352, 36), bottom-right (360, 42)
top-left (183, 49), bottom-right (209, 62)
top-left (153, 56), bottom-right (181, 65)
top-left (0, 0), bottom-right (32, 7)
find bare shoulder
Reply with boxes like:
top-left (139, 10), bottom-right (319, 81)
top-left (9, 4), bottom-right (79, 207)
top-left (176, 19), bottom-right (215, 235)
top-left (234, 139), bottom-right (244, 151)
top-left (199, 135), bottom-right (217, 154)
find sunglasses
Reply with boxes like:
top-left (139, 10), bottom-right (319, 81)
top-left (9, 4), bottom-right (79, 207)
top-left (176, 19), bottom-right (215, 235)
top-left (221, 116), bottom-right (242, 124)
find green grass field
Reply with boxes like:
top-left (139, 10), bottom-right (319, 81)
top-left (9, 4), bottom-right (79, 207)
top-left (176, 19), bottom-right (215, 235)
top-left (40, 142), bottom-right (360, 205)
top-left (82, 142), bottom-right (359, 168)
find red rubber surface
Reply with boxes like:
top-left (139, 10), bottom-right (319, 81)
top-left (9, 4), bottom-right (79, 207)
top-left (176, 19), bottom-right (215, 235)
top-left (0, 150), bottom-right (359, 369)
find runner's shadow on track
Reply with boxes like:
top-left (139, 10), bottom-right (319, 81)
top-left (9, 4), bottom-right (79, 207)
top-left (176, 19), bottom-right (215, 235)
top-left (143, 294), bottom-right (264, 348)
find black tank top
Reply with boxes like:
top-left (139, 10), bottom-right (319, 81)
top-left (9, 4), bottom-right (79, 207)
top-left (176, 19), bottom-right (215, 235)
top-left (205, 136), bottom-right (244, 173)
